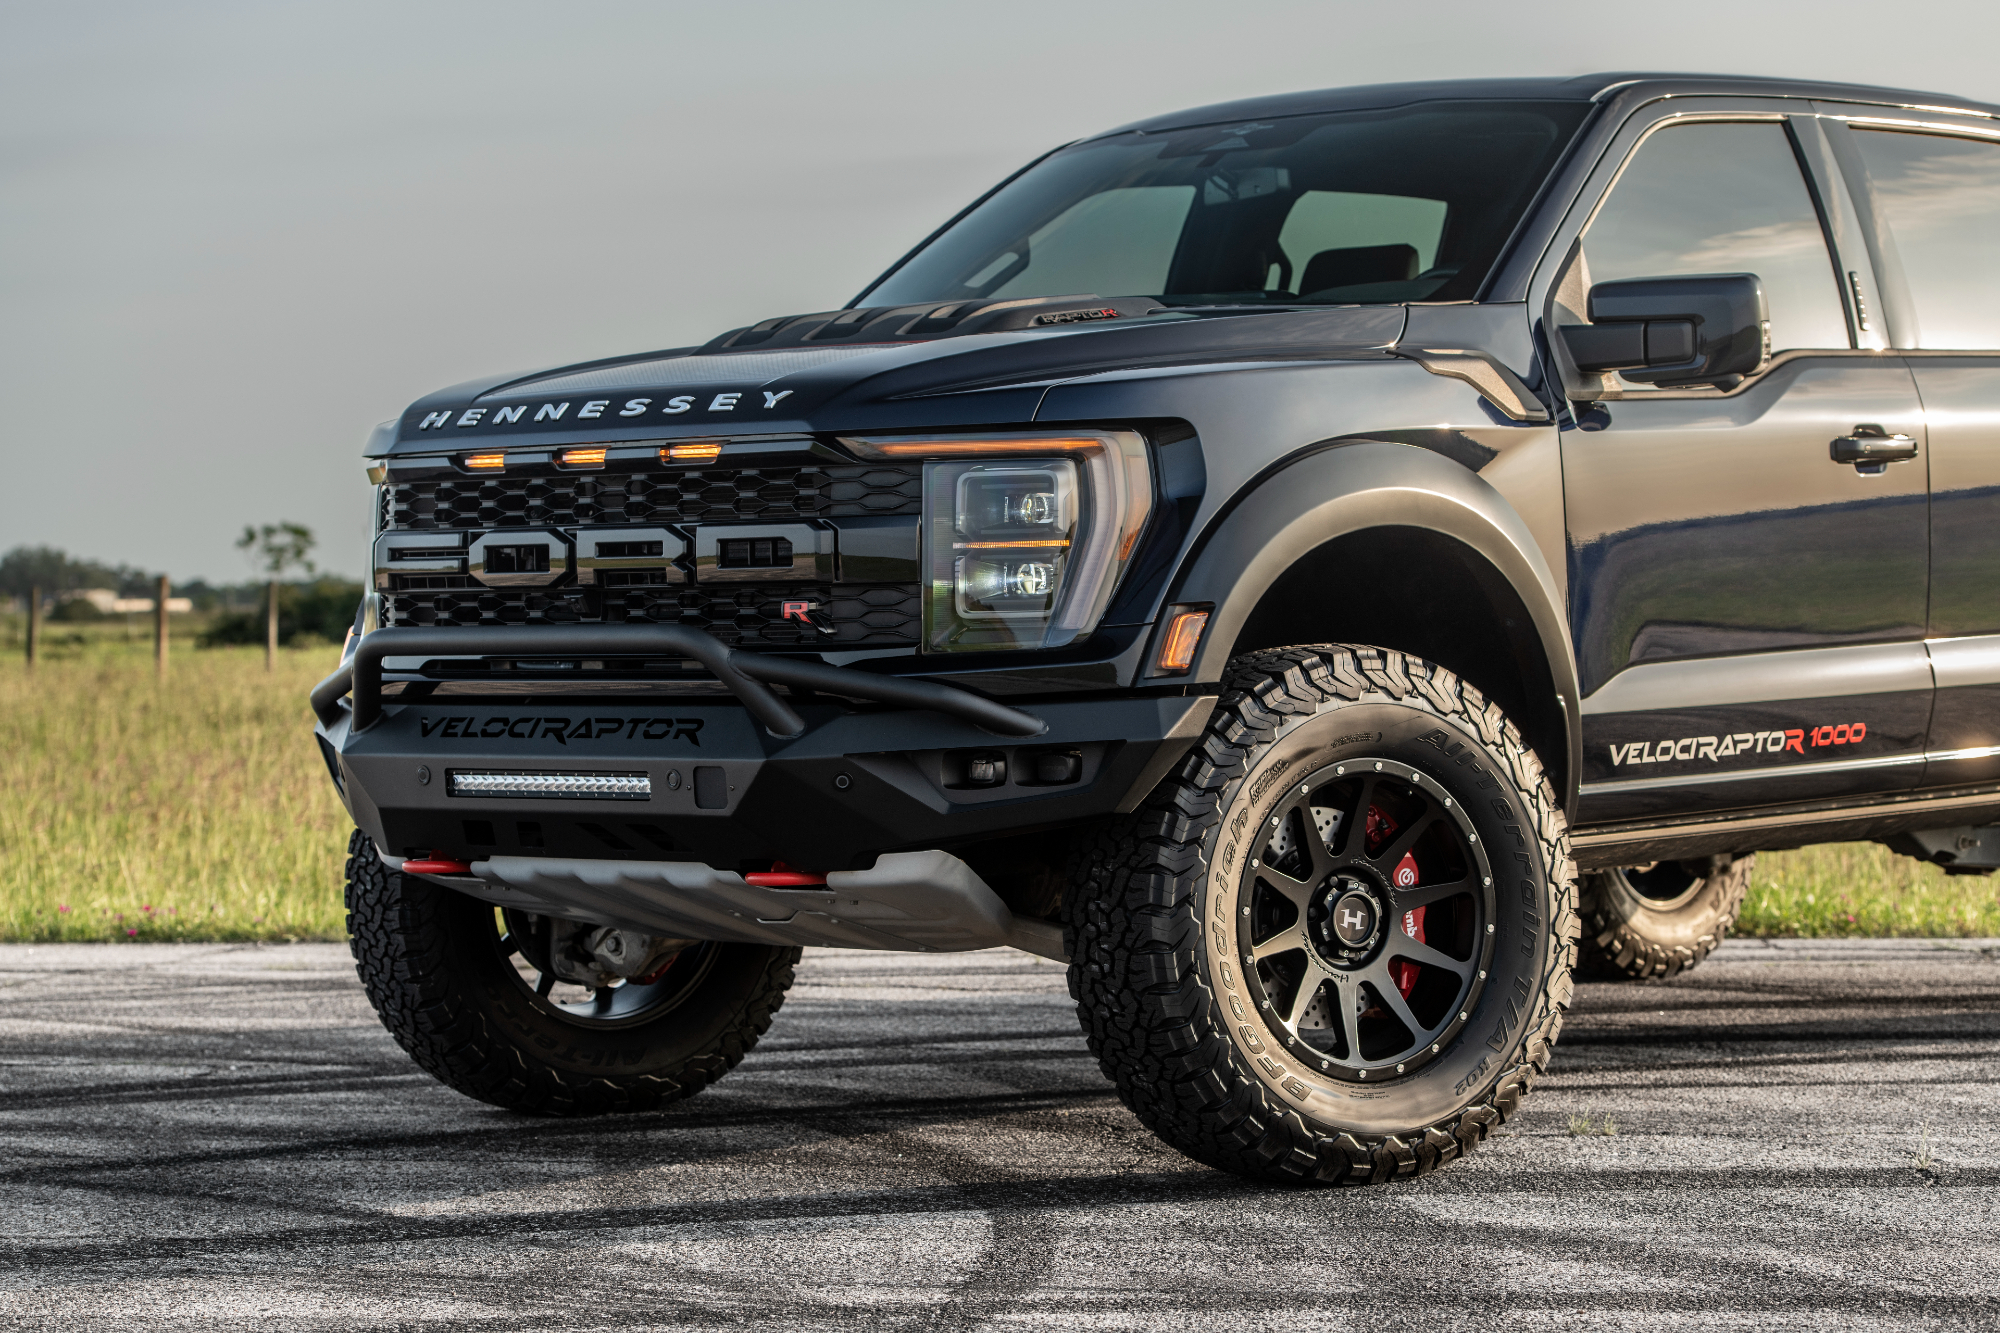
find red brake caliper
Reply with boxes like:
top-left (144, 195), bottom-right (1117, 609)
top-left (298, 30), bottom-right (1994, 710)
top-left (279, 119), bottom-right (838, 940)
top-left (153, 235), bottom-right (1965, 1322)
top-left (1365, 804), bottom-right (1425, 999)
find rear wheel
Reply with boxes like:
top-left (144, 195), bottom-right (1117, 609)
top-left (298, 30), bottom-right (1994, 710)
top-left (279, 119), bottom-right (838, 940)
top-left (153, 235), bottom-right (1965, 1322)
top-left (344, 830), bottom-right (797, 1114)
top-left (1066, 645), bottom-right (1577, 1185)
top-left (1577, 854), bottom-right (1752, 981)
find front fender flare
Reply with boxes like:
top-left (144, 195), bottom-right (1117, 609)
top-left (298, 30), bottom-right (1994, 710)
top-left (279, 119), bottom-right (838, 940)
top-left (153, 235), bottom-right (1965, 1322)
top-left (1168, 439), bottom-right (1580, 812)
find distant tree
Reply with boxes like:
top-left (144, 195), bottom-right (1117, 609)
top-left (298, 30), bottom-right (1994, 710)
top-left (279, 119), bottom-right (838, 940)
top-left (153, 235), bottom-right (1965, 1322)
top-left (200, 576), bottom-right (363, 647)
top-left (176, 578), bottom-right (223, 612)
top-left (47, 596), bottom-right (106, 622)
top-left (0, 545), bottom-right (159, 601)
top-left (0, 547), bottom-right (72, 598)
top-left (237, 523), bottom-right (317, 578)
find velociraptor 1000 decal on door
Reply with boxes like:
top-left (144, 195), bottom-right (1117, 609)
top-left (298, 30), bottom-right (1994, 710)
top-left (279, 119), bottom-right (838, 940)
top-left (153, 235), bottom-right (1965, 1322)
top-left (311, 72), bottom-right (2000, 1183)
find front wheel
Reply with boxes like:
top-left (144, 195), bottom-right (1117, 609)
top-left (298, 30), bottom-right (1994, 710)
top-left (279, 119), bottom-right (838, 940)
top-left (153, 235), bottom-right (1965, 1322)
top-left (344, 831), bottom-right (798, 1114)
top-left (1066, 645), bottom-right (1577, 1184)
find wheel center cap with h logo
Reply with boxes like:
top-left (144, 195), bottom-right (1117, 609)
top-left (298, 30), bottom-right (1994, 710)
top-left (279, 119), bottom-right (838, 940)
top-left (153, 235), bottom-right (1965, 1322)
top-left (1331, 891), bottom-right (1377, 946)
top-left (1310, 873), bottom-right (1385, 965)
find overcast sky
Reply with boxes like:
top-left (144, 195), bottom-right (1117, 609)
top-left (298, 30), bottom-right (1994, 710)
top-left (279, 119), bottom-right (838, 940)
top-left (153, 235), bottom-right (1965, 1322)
top-left (4, 0), bottom-right (1997, 581)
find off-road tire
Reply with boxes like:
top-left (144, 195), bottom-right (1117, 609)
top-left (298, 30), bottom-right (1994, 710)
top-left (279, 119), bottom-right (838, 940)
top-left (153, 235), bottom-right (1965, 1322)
top-left (1578, 854), bottom-right (1753, 981)
top-left (344, 830), bottom-right (798, 1114)
top-left (1065, 645), bottom-right (1577, 1185)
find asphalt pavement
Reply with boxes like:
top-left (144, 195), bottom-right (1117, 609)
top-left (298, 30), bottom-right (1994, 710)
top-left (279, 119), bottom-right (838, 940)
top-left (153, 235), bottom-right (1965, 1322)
top-left (0, 936), bottom-right (1995, 1330)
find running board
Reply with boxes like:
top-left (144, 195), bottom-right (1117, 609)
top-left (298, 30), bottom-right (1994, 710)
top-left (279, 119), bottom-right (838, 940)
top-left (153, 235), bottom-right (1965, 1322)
top-left (423, 848), bottom-right (1069, 961)
top-left (1570, 782), bottom-right (2000, 868)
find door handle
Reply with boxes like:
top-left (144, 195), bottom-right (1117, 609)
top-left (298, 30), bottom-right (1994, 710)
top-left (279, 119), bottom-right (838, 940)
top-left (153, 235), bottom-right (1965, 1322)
top-left (1830, 423), bottom-right (1919, 471)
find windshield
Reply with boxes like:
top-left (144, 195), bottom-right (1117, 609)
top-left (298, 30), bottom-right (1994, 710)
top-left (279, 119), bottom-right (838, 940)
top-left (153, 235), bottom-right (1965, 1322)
top-left (861, 101), bottom-right (1590, 309)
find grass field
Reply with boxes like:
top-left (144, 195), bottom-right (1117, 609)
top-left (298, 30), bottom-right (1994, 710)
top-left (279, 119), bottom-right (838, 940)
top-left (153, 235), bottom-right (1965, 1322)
top-left (0, 625), bottom-right (351, 942)
top-left (1, 627), bottom-right (1997, 943)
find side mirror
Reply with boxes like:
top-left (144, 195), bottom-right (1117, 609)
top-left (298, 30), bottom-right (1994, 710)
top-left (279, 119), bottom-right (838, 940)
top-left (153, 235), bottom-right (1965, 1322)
top-left (1559, 273), bottom-right (1768, 387)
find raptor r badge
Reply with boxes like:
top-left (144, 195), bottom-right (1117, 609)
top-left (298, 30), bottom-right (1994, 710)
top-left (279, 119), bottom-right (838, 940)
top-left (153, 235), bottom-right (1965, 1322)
top-left (781, 599), bottom-right (837, 635)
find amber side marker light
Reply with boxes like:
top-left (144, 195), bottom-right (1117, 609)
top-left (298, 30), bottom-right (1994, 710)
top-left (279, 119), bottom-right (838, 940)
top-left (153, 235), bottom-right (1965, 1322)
top-left (663, 442), bottom-right (722, 462)
top-left (560, 447), bottom-right (608, 469)
top-left (463, 452), bottom-right (506, 471)
top-left (1155, 607), bottom-right (1210, 674)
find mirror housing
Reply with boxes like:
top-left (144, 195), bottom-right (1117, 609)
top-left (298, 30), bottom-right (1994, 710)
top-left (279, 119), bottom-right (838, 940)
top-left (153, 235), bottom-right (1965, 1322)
top-left (1560, 273), bottom-right (1768, 388)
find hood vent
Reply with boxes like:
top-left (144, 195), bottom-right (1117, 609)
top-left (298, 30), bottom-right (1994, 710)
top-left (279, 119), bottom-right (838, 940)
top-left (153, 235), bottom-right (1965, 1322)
top-left (487, 345), bottom-right (890, 399)
top-left (711, 294), bottom-right (1165, 353)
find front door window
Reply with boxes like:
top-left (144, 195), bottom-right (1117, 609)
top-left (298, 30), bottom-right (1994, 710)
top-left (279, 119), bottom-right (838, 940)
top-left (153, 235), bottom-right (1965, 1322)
top-left (1580, 120), bottom-right (1850, 356)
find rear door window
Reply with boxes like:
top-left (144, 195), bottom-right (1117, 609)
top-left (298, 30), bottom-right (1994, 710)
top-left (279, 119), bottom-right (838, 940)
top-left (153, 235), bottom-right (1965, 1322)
top-left (1850, 128), bottom-right (2000, 349)
top-left (1582, 121), bottom-right (1849, 353)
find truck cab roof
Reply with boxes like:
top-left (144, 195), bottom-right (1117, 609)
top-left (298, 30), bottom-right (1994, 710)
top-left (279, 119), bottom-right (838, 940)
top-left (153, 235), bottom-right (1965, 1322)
top-left (1099, 72), bottom-right (1999, 139)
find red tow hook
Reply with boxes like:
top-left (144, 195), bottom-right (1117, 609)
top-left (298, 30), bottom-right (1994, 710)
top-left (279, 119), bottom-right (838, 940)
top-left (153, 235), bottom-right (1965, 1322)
top-left (744, 860), bottom-right (827, 887)
top-left (402, 856), bottom-right (473, 875)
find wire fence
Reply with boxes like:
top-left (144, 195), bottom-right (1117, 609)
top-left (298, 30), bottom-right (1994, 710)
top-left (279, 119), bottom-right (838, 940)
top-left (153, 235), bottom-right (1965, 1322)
top-left (18, 581), bottom-right (291, 674)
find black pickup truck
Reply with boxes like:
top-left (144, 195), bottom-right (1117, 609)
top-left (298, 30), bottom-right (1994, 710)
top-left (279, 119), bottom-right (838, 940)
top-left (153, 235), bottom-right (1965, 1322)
top-left (312, 72), bottom-right (2000, 1185)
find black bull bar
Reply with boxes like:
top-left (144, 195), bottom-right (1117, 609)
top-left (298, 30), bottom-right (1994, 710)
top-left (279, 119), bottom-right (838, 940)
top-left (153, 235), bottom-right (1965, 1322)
top-left (310, 625), bottom-right (1048, 739)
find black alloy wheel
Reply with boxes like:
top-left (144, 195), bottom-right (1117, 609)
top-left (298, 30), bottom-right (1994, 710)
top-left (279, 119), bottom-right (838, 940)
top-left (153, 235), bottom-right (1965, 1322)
top-left (1067, 644), bottom-right (1578, 1185)
top-left (344, 830), bottom-right (799, 1115)
top-left (1623, 861), bottom-right (1705, 907)
top-left (497, 906), bottom-right (720, 1029)
top-left (1239, 758), bottom-right (1495, 1085)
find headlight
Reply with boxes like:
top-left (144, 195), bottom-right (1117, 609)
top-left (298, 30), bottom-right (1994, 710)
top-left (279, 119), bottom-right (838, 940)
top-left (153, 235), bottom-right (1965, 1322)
top-left (840, 431), bottom-right (1151, 652)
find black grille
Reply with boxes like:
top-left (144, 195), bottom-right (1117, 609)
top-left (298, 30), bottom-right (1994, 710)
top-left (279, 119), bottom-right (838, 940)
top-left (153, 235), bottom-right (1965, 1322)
top-left (384, 583), bottom-right (921, 648)
top-left (388, 464), bottom-right (921, 531)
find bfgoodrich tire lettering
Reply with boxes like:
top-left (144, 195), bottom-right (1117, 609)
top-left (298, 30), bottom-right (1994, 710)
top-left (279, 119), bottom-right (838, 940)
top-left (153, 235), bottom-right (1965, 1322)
top-left (344, 830), bottom-right (798, 1114)
top-left (1065, 645), bottom-right (1578, 1184)
top-left (1578, 854), bottom-right (1752, 981)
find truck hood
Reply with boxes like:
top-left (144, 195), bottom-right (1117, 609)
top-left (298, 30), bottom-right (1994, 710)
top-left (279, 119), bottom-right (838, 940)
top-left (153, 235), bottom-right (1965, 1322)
top-left (379, 297), bottom-right (1408, 455)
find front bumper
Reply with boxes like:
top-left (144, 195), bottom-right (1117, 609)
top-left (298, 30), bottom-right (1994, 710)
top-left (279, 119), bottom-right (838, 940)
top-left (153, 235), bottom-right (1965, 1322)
top-left (314, 626), bottom-right (1213, 869)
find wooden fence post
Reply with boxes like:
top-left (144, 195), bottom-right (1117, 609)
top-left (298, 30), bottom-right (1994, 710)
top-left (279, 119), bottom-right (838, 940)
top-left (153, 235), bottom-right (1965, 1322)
top-left (25, 585), bottom-right (39, 671)
top-left (266, 579), bottom-right (278, 671)
top-left (155, 575), bottom-right (170, 680)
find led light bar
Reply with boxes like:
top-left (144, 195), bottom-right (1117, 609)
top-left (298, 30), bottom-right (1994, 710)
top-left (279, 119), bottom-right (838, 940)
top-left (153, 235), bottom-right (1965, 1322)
top-left (447, 770), bottom-right (651, 800)
top-left (559, 446), bottom-right (608, 468)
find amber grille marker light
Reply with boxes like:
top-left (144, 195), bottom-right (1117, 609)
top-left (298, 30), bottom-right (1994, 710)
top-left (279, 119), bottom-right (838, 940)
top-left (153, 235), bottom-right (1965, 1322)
top-left (665, 442), bottom-right (723, 461)
top-left (1157, 608), bottom-right (1210, 673)
top-left (463, 452), bottom-right (506, 471)
top-left (560, 446), bottom-right (608, 468)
